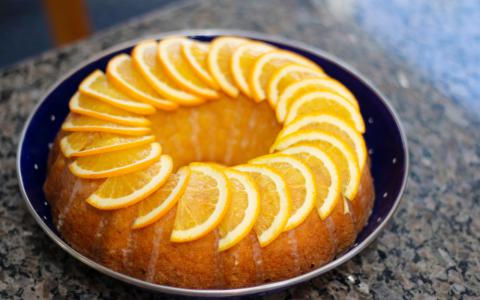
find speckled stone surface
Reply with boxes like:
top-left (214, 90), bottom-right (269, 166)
top-left (1, 0), bottom-right (479, 299)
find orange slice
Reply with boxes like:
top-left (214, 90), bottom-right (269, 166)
top-left (276, 77), bottom-right (360, 122)
top-left (218, 169), bottom-right (260, 251)
top-left (158, 37), bottom-right (219, 99)
top-left (277, 114), bottom-right (367, 170)
top-left (280, 145), bottom-right (341, 219)
top-left (106, 54), bottom-right (179, 110)
top-left (87, 155), bottom-right (173, 210)
top-left (69, 92), bottom-right (151, 127)
top-left (79, 70), bottom-right (156, 115)
top-left (267, 64), bottom-right (325, 107)
top-left (249, 50), bottom-right (322, 102)
top-left (132, 40), bottom-right (203, 106)
top-left (171, 163), bottom-right (231, 242)
top-left (233, 164), bottom-right (291, 247)
top-left (250, 154), bottom-right (316, 231)
top-left (272, 131), bottom-right (360, 200)
top-left (133, 167), bottom-right (191, 229)
top-left (62, 114), bottom-right (151, 136)
top-left (231, 41), bottom-right (275, 97)
top-left (69, 142), bottom-right (161, 179)
top-left (60, 132), bottom-right (155, 157)
top-left (182, 39), bottom-right (219, 88)
top-left (207, 37), bottom-right (248, 97)
top-left (284, 91), bottom-right (365, 133)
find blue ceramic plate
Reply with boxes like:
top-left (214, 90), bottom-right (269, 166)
top-left (17, 30), bottom-right (408, 298)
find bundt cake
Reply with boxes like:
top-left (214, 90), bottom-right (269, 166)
top-left (43, 36), bottom-right (375, 289)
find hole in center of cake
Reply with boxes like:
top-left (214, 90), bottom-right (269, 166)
top-left (148, 94), bottom-right (282, 170)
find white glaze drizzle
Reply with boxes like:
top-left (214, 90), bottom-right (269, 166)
top-left (241, 108), bottom-right (258, 150)
top-left (324, 216), bottom-right (338, 255)
top-left (121, 230), bottom-right (135, 271)
top-left (56, 180), bottom-right (81, 231)
top-left (188, 109), bottom-right (202, 161)
top-left (250, 234), bottom-right (264, 282)
top-left (213, 230), bottom-right (225, 287)
top-left (287, 230), bottom-right (300, 273)
top-left (146, 223), bottom-right (164, 282)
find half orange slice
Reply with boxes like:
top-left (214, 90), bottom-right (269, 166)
top-left (207, 37), bottom-right (248, 97)
top-left (87, 155), bottom-right (173, 210)
top-left (133, 166), bottom-right (191, 229)
top-left (171, 163), bottom-right (231, 242)
top-left (249, 50), bottom-right (322, 102)
top-left (106, 54), bottom-right (178, 110)
top-left (218, 168), bottom-right (260, 251)
top-left (69, 92), bottom-right (150, 127)
top-left (62, 114), bottom-right (151, 136)
top-left (234, 164), bottom-right (291, 247)
top-left (132, 40), bottom-right (204, 106)
top-left (60, 132), bottom-right (155, 157)
top-left (158, 37), bottom-right (219, 99)
top-left (69, 142), bottom-right (161, 179)
top-left (79, 70), bottom-right (156, 115)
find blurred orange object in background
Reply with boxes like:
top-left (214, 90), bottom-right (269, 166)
top-left (42, 0), bottom-right (91, 46)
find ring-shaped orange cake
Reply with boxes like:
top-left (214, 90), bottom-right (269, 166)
top-left (44, 36), bottom-right (374, 289)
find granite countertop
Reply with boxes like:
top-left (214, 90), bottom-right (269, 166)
top-left (1, 0), bottom-right (479, 298)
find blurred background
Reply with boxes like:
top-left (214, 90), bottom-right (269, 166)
top-left (1, 0), bottom-right (479, 114)
top-left (1, 0), bottom-right (175, 67)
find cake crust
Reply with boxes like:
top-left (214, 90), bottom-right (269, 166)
top-left (44, 140), bottom-right (374, 289)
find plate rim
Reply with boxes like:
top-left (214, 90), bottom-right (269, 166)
top-left (16, 29), bottom-right (409, 298)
